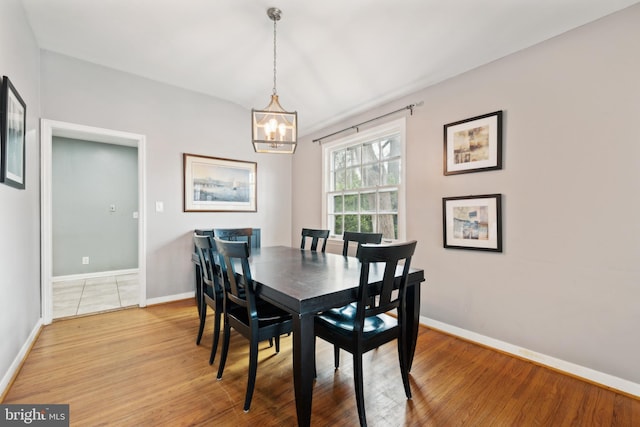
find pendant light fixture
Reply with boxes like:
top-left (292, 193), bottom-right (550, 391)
top-left (251, 7), bottom-right (297, 154)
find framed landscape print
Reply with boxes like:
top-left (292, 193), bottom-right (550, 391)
top-left (1, 76), bottom-right (26, 189)
top-left (443, 194), bottom-right (502, 252)
top-left (183, 153), bottom-right (257, 212)
top-left (444, 110), bottom-right (502, 175)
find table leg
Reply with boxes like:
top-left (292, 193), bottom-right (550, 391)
top-left (292, 313), bottom-right (315, 427)
top-left (406, 282), bottom-right (421, 371)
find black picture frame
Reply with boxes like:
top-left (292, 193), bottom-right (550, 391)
top-left (1, 76), bottom-right (27, 189)
top-left (444, 110), bottom-right (502, 175)
top-left (443, 194), bottom-right (502, 252)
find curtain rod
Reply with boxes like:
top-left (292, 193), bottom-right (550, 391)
top-left (312, 101), bottom-right (423, 144)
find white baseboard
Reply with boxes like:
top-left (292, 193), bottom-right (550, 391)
top-left (420, 316), bottom-right (640, 398)
top-left (53, 268), bottom-right (139, 282)
top-left (145, 291), bottom-right (194, 306)
top-left (1, 319), bottom-right (43, 398)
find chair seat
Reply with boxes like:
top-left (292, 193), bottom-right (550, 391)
top-left (316, 306), bottom-right (396, 335)
top-left (227, 300), bottom-right (292, 326)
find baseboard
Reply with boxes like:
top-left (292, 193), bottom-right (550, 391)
top-left (0, 319), bottom-right (43, 401)
top-left (53, 268), bottom-right (139, 282)
top-left (146, 292), bottom-right (194, 306)
top-left (420, 316), bottom-right (640, 398)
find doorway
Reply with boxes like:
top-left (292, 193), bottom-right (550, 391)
top-left (41, 119), bottom-right (147, 325)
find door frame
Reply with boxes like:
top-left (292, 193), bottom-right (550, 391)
top-left (40, 119), bottom-right (147, 324)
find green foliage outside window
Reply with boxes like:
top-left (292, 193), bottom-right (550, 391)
top-left (327, 132), bottom-right (402, 239)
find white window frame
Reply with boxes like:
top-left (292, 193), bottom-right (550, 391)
top-left (322, 117), bottom-right (406, 242)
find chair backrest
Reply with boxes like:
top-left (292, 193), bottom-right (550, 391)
top-left (342, 231), bottom-right (383, 256)
top-left (194, 229), bottom-right (214, 238)
top-left (300, 228), bottom-right (330, 252)
top-left (193, 233), bottom-right (222, 295)
top-left (213, 237), bottom-right (256, 315)
top-left (213, 228), bottom-right (253, 254)
top-left (193, 229), bottom-right (215, 265)
top-left (355, 240), bottom-right (417, 322)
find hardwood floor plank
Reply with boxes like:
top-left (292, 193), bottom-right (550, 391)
top-left (3, 300), bottom-right (638, 426)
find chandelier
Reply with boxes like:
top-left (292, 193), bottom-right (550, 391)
top-left (251, 7), bottom-right (297, 154)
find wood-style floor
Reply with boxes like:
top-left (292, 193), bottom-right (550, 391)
top-left (3, 299), bottom-right (639, 426)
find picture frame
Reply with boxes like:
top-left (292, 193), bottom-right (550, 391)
top-left (443, 194), bottom-right (502, 252)
top-left (183, 153), bottom-right (257, 212)
top-left (444, 110), bottom-right (502, 175)
top-left (1, 76), bottom-right (27, 189)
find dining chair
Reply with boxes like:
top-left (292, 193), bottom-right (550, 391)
top-left (193, 229), bottom-right (215, 317)
top-left (214, 237), bottom-right (293, 412)
top-left (300, 228), bottom-right (330, 252)
top-left (193, 234), bottom-right (225, 366)
top-left (314, 240), bottom-right (417, 427)
top-left (342, 231), bottom-right (383, 257)
top-left (214, 227), bottom-right (280, 347)
top-left (213, 227), bottom-right (253, 252)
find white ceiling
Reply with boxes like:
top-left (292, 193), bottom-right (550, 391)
top-left (21, 0), bottom-right (639, 136)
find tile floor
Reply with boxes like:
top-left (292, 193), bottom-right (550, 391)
top-left (52, 273), bottom-right (139, 319)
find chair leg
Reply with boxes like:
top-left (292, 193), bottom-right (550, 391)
top-left (196, 305), bottom-right (206, 345)
top-left (244, 332), bottom-right (260, 412)
top-left (216, 319), bottom-right (231, 380)
top-left (209, 307), bottom-right (222, 365)
top-left (333, 345), bottom-right (340, 369)
top-left (353, 354), bottom-right (367, 427)
top-left (313, 337), bottom-right (317, 379)
top-left (195, 265), bottom-right (202, 316)
top-left (274, 335), bottom-right (280, 353)
top-left (397, 335), bottom-right (412, 399)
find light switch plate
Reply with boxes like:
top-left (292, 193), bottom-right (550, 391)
top-left (155, 201), bottom-right (164, 212)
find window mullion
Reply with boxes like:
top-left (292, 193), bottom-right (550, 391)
top-left (323, 119), bottom-right (404, 240)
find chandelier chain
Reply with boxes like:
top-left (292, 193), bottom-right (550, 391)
top-left (272, 17), bottom-right (277, 95)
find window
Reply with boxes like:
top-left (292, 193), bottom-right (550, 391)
top-left (323, 118), bottom-right (406, 240)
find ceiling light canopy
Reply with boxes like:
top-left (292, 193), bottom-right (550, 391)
top-left (251, 7), bottom-right (297, 154)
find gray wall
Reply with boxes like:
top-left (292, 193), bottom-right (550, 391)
top-left (40, 51), bottom-right (293, 300)
top-left (294, 4), bottom-right (640, 385)
top-left (2, 0), bottom-right (638, 396)
top-left (52, 137), bottom-right (138, 276)
top-left (0, 0), bottom-right (41, 391)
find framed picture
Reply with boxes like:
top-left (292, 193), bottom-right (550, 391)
top-left (183, 153), bottom-right (257, 212)
top-left (443, 194), bottom-right (502, 252)
top-left (444, 110), bottom-right (502, 175)
top-left (1, 76), bottom-right (27, 189)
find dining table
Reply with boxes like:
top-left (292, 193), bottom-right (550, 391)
top-left (246, 246), bottom-right (426, 427)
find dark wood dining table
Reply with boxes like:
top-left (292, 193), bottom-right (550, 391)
top-left (247, 246), bottom-right (426, 427)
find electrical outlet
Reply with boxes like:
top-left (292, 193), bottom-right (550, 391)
top-left (82, 256), bottom-right (89, 265)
